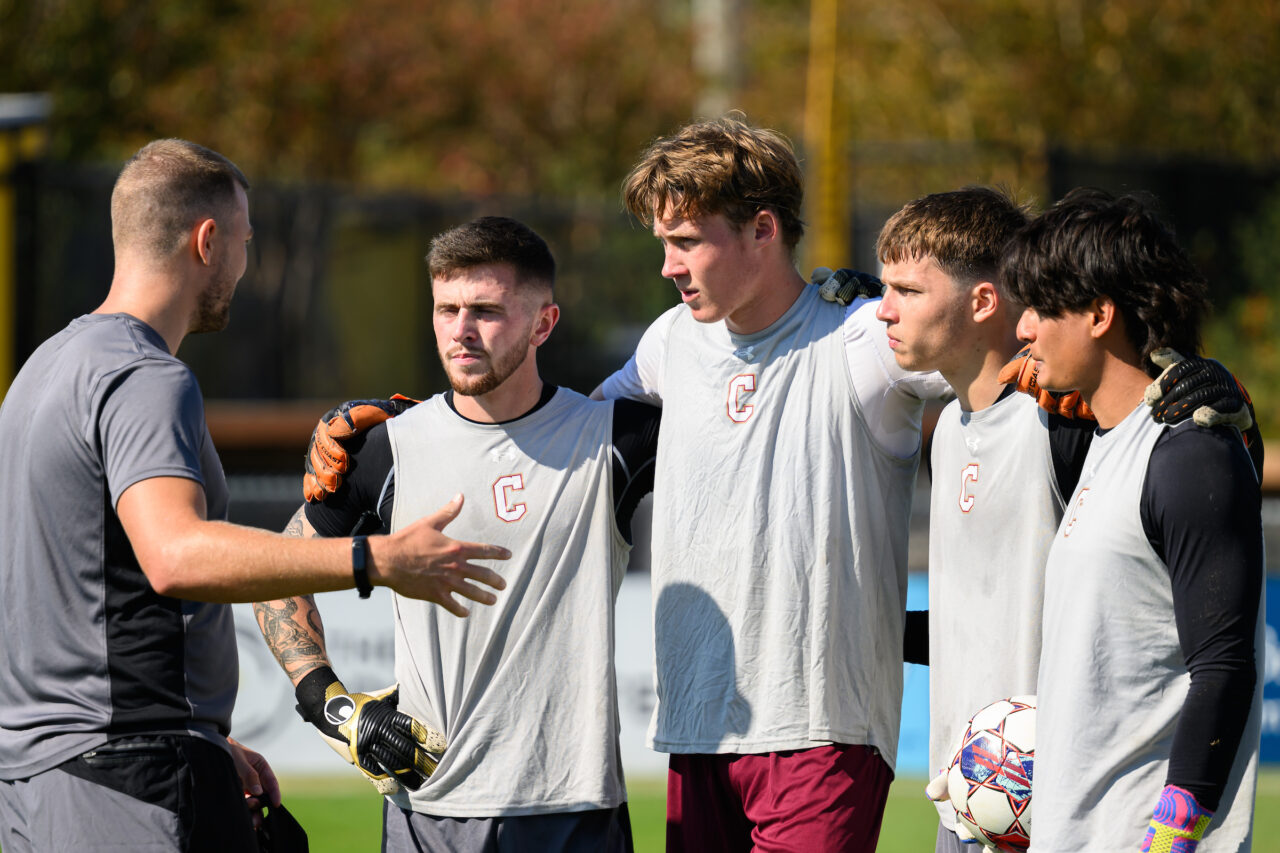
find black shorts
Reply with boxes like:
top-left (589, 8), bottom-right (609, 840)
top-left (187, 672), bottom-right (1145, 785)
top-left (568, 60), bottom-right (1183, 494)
top-left (0, 734), bottom-right (257, 852)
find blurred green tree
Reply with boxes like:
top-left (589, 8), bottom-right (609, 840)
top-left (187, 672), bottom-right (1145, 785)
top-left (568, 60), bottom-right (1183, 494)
top-left (1, 0), bottom-right (695, 197)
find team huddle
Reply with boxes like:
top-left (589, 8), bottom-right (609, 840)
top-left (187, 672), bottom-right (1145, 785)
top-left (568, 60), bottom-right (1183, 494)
top-left (0, 116), bottom-right (1264, 853)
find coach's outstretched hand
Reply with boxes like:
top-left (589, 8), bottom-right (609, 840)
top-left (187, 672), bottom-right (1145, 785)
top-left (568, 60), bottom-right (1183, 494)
top-left (295, 666), bottom-right (446, 794)
top-left (376, 495), bottom-right (509, 614)
top-left (304, 395), bottom-right (419, 502)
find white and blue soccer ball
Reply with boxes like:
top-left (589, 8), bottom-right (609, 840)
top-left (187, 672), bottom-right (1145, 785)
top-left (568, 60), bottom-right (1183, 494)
top-left (946, 695), bottom-right (1036, 852)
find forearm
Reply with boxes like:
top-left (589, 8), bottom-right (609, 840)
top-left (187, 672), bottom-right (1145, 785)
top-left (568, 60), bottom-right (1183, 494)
top-left (148, 518), bottom-right (410, 602)
top-left (1167, 665), bottom-right (1257, 809)
top-left (253, 507), bottom-right (336, 683)
top-left (254, 594), bottom-right (333, 685)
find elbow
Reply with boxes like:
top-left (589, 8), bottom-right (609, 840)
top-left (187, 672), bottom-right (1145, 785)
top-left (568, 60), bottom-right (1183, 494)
top-left (140, 557), bottom-right (186, 598)
top-left (135, 538), bottom-right (201, 599)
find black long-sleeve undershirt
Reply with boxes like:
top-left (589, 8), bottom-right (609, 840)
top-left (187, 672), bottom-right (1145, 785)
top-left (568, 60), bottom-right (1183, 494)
top-left (1141, 424), bottom-right (1263, 811)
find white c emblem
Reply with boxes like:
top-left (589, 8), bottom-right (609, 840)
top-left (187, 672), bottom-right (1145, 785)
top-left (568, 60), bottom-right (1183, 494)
top-left (493, 474), bottom-right (527, 522)
top-left (727, 374), bottom-right (756, 423)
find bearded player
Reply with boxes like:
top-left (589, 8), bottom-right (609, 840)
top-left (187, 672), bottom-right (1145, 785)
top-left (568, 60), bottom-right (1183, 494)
top-left (255, 217), bottom-right (658, 852)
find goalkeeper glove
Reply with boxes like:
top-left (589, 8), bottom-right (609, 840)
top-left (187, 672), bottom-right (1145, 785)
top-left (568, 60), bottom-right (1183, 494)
top-left (924, 771), bottom-right (982, 845)
top-left (1144, 348), bottom-right (1254, 432)
top-left (997, 346), bottom-right (1095, 420)
top-left (294, 666), bottom-right (445, 794)
top-left (303, 395), bottom-right (419, 502)
top-left (811, 267), bottom-right (885, 306)
top-left (1141, 785), bottom-right (1213, 853)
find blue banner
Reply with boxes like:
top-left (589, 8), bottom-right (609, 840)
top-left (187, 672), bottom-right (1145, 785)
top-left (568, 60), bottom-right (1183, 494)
top-left (900, 574), bottom-right (1280, 773)
top-left (1262, 577), bottom-right (1280, 763)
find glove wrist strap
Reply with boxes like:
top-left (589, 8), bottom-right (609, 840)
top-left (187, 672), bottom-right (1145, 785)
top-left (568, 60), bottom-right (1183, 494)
top-left (294, 665), bottom-right (342, 726)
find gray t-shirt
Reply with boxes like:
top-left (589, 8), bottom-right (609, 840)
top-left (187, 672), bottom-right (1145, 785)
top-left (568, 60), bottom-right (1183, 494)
top-left (0, 314), bottom-right (234, 779)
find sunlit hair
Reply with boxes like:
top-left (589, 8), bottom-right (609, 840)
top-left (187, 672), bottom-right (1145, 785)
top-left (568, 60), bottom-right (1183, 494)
top-left (110, 139), bottom-right (249, 261)
top-left (427, 216), bottom-right (555, 295)
top-left (877, 186), bottom-right (1031, 291)
top-left (1000, 187), bottom-right (1208, 376)
top-left (622, 113), bottom-right (805, 252)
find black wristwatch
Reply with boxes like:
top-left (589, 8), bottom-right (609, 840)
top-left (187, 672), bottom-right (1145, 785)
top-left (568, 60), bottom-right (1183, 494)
top-left (352, 535), bottom-right (373, 598)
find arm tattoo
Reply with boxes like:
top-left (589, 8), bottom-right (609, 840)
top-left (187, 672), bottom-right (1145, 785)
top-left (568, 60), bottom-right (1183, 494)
top-left (253, 595), bottom-right (330, 681)
top-left (283, 505), bottom-right (307, 539)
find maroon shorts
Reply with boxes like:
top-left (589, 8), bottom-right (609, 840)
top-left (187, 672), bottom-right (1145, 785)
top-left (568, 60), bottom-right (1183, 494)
top-left (666, 743), bottom-right (892, 853)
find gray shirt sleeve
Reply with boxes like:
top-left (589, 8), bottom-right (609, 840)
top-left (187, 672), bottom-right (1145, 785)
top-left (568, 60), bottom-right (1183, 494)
top-left (97, 357), bottom-right (209, 508)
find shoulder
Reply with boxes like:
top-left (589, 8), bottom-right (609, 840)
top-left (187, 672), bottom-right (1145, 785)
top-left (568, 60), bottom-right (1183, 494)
top-left (1150, 422), bottom-right (1257, 482)
top-left (612, 398), bottom-right (662, 434)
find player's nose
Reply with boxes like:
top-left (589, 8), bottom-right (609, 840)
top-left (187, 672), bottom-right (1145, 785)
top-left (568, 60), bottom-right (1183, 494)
top-left (1015, 307), bottom-right (1038, 343)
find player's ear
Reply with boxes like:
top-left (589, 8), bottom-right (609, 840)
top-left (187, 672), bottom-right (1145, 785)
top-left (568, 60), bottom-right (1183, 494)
top-left (750, 209), bottom-right (779, 247)
top-left (193, 217), bottom-right (217, 266)
top-left (1088, 296), bottom-right (1117, 339)
top-left (531, 302), bottom-right (559, 347)
top-left (971, 280), bottom-right (999, 323)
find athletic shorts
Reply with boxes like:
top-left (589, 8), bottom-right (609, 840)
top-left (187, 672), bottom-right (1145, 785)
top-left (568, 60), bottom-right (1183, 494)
top-left (935, 821), bottom-right (973, 853)
top-left (0, 734), bottom-right (257, 852)
top-left (381, 800), bottom-right (633, 852)
top-left (666, 743), bottom-right (893, 853)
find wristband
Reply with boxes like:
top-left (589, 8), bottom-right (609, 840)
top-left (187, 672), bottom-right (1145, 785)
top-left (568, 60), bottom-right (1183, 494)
top-left (352, 535), bottom-right (372, 598)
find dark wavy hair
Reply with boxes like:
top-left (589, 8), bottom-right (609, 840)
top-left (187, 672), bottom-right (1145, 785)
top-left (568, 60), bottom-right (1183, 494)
top-left (1000, 187), bottom-right (1208, 376)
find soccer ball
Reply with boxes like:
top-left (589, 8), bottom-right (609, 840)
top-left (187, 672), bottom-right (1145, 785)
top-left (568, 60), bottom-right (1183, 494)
top-left (946, 695), bottom-right (1035, 851)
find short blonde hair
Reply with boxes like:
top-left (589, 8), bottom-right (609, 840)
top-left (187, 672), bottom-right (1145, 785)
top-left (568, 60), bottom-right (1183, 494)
top-left (623, 114), bottom-right (805, 251)
top-left (111, 139), bottom-right (249, 261)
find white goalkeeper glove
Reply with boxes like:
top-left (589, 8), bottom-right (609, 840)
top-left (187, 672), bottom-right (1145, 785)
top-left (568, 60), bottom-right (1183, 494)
top-left (811, 267), bottom-right (885, 305)
top-left (294, 666), bottom-right (445, 794)
top-left (925, 770), bottom-right (985, 846)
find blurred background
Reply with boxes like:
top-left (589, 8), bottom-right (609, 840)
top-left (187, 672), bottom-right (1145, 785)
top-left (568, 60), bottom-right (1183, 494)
top-left (2, 0), bottom-right (1278, 846)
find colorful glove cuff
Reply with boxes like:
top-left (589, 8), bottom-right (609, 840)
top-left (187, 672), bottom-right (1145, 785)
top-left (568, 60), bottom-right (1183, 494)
top-left (1140, 785), bottom-right (1214, 853)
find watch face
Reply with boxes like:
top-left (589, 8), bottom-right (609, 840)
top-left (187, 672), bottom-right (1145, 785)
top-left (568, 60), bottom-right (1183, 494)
top-left (324, 695), bottom-right (356, 726)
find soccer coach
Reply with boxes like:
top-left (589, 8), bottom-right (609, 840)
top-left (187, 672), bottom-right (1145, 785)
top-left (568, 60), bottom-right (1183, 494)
top-left (0, 139), bottom-right (509, 851)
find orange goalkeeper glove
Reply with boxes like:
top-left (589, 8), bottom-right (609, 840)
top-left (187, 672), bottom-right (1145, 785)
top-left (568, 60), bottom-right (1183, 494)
top-left (998, 346), bottom-right (1095, 420)
top-left (303, 395), bottom-right (419, 502)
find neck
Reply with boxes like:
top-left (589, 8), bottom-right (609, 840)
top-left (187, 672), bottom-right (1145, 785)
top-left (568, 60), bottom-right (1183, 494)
top-left (1082, 358), bottom-right (1152, 428)
top-left (945, 327), bottom-right (1022, 412)
top-left (948, 349), bottom-right (1013, 412)
top-left (726, 267), bottom-right (806, 335)
top-left (96, 259), bottom-right (194, 355)
top-left (452, 359), bottom-right (545, 424)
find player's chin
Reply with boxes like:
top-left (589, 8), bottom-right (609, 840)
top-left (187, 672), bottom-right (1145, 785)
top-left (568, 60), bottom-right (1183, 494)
top-left (891, 348), bottom-right (927, 372)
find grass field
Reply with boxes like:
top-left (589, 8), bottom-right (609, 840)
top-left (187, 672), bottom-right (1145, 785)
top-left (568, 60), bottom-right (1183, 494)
top-left (279, 770), bottom-right (1280, 851)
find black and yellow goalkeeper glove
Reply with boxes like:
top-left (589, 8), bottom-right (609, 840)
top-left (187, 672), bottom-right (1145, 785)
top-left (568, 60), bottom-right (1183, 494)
top-left (294, 666), bottom-right (445, 794)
